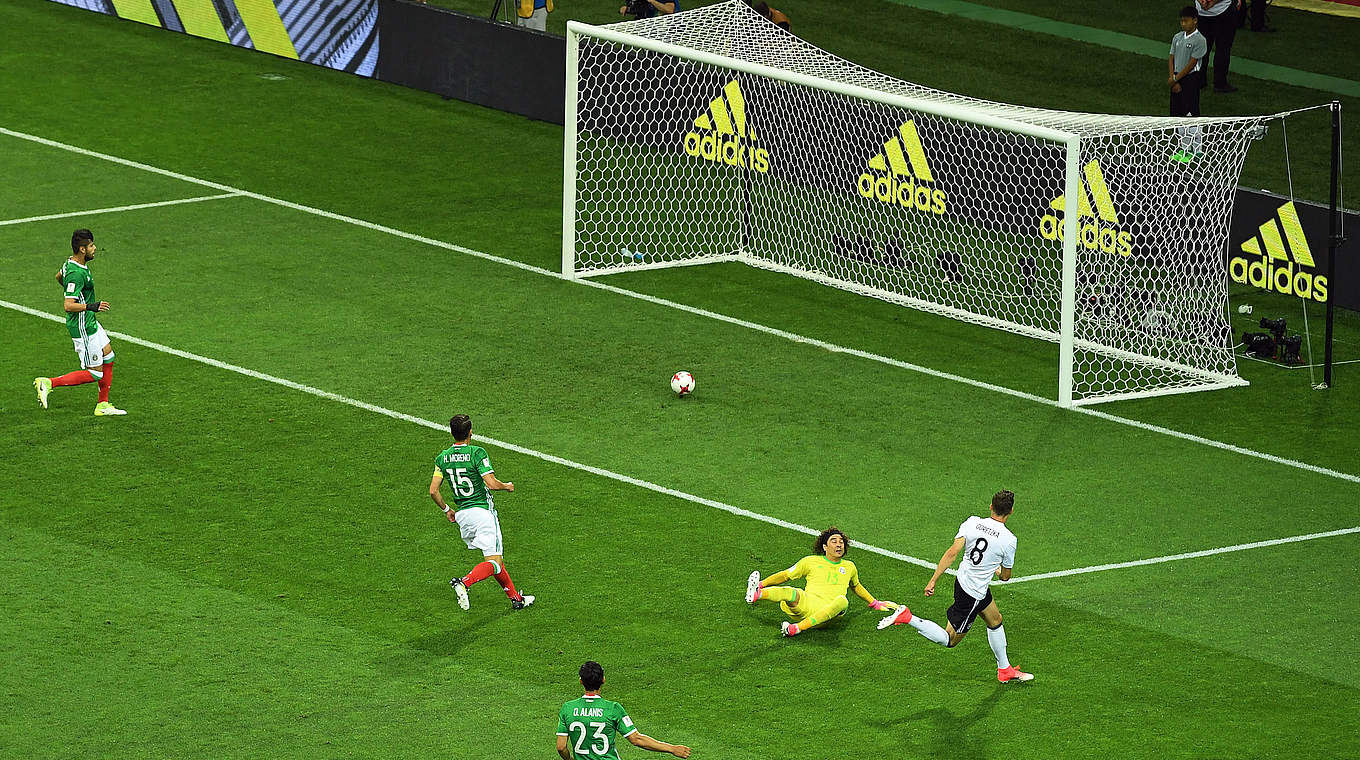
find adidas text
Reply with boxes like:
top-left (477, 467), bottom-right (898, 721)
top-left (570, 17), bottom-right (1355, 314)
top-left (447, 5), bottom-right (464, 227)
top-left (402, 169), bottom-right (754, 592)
top-left (1229, 254), bottom-right (1328, 302)
top-left (1039, 216), bottom-right (1134, 258)
top-left (683, 132), bottom-right (770, 173)
top-left (857, 174), bottom-right (946, 215)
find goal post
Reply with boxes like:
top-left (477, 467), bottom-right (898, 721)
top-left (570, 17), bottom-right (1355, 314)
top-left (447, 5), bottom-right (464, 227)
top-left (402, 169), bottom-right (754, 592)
top-left (564, 1), bottom-right (1270, 406)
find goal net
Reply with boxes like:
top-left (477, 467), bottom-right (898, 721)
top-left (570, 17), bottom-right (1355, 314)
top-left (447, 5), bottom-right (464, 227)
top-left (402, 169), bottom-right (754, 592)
top-left (563, 0), bottom-right (1272, 406)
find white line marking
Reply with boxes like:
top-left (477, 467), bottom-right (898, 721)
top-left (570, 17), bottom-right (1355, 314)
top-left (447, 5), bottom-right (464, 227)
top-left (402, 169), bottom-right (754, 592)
top-left (0, 193), bottom-right (242, 227)
top-left (4, 126), bottom-right (1357, 487)
top-left (1, 298), bottom-right (938, 572)
top-left (1006, 526), bottom-right (1360, 584)
top-left (8, 297), bottom-right (1355, 582)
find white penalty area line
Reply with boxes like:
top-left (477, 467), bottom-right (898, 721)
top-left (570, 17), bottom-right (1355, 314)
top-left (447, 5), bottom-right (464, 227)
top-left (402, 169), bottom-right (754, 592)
top-left (1004, 526), bottom-right (1360, 584)
top-left (7, 298), bottom-right (1357, 584)
top-left (0, 192), bottom-right (242, 227)
top-left (4, 126), bottom-right (1358, 488)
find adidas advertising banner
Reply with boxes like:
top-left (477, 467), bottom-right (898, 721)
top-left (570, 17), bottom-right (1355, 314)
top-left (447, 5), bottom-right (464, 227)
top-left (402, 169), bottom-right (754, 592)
top-left (50, 0), bottom-right (381, 76)
top-left (1228, 191), bottom-right (1358, 311)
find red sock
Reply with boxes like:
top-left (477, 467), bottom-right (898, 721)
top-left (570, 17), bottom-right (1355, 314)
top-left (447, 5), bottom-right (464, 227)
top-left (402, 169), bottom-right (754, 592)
top-left (97, 362), bottom-right (113, 403)
top-left (461, 560), bottom-right (498, 587)
top-left (494, 565), bottom-right (520, 600)
top-left (51, 369), bottom-right (96, 387)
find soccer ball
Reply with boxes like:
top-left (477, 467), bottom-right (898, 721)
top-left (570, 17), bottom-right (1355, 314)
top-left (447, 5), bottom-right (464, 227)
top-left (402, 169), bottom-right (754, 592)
top-left (670, 371), bottom-right (695, 396)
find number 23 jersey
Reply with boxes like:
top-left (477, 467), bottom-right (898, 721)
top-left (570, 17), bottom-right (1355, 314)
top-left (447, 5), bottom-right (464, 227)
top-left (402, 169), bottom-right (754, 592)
top-left (955, 516), bottom-right (1016, 600)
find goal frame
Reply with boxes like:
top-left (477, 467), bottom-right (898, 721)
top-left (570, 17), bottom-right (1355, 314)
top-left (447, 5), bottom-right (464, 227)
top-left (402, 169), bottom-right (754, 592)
top-left (562, 19), bottom-right (1247, 408)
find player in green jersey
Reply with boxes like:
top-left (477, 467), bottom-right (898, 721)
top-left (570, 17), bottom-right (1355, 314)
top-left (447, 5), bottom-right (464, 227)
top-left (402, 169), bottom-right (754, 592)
top-left (429, 414), bottom-right (534, 612)
top-left (744, 527), bottom-right (899, 637)
top-left (33, 230), bottom-right (126, 416)
top-left (556, 661), bottom-right (691, 760)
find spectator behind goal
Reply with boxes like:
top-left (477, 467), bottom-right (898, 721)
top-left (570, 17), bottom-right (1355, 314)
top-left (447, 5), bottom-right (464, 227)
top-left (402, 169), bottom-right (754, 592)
top-left (751, 1), bottom-right (790, 30)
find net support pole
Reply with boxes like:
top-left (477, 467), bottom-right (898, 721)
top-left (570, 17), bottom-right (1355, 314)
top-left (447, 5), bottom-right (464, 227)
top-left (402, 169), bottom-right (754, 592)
top-left (1324, 100), bottom-right (1341, 388)
top-left (1057, 136), bottom-right (1082, 408)
top-left (561, 23), bottom-right (581, 278)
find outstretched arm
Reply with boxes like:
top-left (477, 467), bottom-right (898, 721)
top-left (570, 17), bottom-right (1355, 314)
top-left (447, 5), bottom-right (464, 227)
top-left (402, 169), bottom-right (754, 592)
top-left (627, 732), bottom-right (691, 757)
top-left (924, 537), bottom-right (965, 596)
top-left (851, 578), bottom-right (899, 610)
top-left (482, 472), bottom-right (514, 492)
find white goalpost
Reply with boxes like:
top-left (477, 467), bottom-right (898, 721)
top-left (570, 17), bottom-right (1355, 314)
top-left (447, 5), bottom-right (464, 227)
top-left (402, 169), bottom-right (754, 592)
top-left (562, 0), bottom-right (1273, 407)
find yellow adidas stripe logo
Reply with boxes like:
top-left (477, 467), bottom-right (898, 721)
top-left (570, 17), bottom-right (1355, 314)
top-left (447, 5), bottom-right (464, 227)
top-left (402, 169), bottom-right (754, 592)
top-left (1240, 201), bottom-right (1314, 267)
top-left (109, 0), bottom-right (299, 58)
top-left (1050, 160), bottom-right (1119, 225)
top-left (865, 121), bottom-right (934, 182)
top-left (693, 80), bottom-right (756, 141)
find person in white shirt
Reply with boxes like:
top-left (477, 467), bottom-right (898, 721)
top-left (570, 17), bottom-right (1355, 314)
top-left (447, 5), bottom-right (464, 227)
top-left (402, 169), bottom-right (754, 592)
top-left (878, 490), bottom-right (1034, 683)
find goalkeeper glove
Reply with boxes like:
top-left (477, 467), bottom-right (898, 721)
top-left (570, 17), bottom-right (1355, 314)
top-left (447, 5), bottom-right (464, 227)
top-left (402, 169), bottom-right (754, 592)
top-left (869, 600), bottom-right (900, 611)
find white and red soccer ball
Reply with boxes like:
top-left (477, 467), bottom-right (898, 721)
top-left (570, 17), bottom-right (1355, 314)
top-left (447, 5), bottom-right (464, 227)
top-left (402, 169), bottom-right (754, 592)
top-left (670, 371), bottom-right (695, 396)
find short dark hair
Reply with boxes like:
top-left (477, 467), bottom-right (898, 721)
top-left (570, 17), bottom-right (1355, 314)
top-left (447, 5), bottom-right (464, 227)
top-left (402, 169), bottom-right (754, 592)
top-left (991, 490), bottom-right (1015, 516)
top-left (450, 414), bottom-right (472, 441)
top-left (71, 229), bottom-right (94, 254)
top-left (1180, 5), bottom-right (1197, 18)
top-left (813, 526), bottom-right (849, 555)
top-left (580, 661), bottom-right (604, 691)
top-left (752, 0), bottom-right (771, 17)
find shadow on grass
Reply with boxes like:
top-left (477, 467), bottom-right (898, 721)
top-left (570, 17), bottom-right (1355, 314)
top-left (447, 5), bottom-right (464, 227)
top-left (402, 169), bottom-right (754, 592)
top-left (889, 687), bottom-right (1005, 759)
top-left (404, 611), bottom-right (497, 656)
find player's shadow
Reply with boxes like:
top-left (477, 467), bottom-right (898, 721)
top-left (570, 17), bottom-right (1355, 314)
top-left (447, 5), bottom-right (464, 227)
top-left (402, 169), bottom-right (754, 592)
top-left (888, 688), bottom-right (1004, 759)
top-left (723, 616), bottom-right (852, 672)
top-left (405, 615), bottom-right (495, 657)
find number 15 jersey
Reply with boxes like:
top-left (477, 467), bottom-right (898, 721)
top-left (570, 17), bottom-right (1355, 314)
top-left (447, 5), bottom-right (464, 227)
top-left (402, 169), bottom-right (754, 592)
top-left (434, 444), bottom-right (495, 512)
top-left (955, 516), bottom-right (1016, 600)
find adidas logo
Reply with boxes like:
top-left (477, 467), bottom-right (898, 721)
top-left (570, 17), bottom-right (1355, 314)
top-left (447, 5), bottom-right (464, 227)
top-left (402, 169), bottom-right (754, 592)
top-left (1230, 201), bottom-right (1327, 302)
top-left (856, 120), bottom-right (946, 215)
top-left (683, 80), bottom-right (770, 174)
top-left (1039, 159), bottom-right (1133, 257)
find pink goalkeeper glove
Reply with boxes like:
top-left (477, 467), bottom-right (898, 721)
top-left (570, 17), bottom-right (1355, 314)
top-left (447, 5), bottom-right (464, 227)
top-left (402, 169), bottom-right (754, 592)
top-left (870, 600), bottom-right (899, 611)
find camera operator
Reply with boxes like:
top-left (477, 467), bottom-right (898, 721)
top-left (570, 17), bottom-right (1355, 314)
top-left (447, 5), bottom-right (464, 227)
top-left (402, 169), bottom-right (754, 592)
top-left (620, 0), bottom-right (677, 19)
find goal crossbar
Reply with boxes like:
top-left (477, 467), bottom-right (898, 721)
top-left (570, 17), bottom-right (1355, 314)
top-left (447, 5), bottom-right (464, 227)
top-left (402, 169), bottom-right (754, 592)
top-left (564, 21), bottom-right (1078, 145)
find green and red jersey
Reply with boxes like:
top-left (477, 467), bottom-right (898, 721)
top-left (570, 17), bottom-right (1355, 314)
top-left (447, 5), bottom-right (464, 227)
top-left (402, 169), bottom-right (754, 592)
top-left (433, 444), bottom-right (496, 511)
top-left (61, 259), bottom-right (98, 338)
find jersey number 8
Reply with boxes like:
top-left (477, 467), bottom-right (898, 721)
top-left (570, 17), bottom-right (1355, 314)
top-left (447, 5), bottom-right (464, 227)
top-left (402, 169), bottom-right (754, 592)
top-left (968, 538), bottom-right (988, 565)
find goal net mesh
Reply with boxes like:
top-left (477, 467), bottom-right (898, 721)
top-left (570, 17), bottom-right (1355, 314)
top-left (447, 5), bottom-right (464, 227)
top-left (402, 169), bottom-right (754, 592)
top-left (569, 0), bottom-right (1270, 405)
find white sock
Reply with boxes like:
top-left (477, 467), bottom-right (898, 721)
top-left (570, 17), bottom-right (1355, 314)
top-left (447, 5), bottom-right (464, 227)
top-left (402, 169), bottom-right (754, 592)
top-left (909, 617), bottom-right (950, 646)
top-left (987, 624), bottom-right (1010, 669)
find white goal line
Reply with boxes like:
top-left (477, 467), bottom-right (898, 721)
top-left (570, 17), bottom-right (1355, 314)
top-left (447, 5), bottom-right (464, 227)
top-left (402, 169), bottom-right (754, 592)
top-left (0, 192), bottom-right (242, 227)
top-left (5, 298), bottom-right (1355, 585)
top-left (3, 125), bottom-right (1357, 489)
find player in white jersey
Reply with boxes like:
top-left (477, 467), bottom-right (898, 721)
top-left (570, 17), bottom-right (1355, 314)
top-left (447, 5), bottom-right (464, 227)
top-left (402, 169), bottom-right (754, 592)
top-left (877, 490), bottom-right (1034, 683)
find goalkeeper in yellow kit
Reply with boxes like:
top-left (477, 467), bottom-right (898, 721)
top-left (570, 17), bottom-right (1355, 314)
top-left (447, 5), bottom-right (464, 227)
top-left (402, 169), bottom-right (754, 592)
top-left (744, 527), bottom-right (899, 637)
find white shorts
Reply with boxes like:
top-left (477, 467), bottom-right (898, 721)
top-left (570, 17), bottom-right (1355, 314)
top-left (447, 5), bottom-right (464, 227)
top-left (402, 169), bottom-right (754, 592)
top-left (72, 325), bottom-right (111, 369)
top-left (456, 508), bottom-right (503, 556)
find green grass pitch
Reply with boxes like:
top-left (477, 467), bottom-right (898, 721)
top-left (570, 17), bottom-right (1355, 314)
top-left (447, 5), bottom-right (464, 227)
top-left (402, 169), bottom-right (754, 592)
top-left (1, 2), bottom-right (1357, 758)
